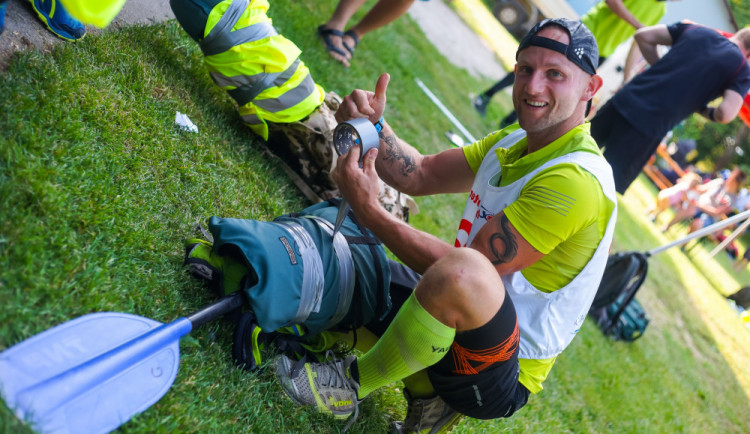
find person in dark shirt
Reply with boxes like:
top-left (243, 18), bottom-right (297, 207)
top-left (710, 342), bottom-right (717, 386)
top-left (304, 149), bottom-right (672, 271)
top-left (591, 22), bottom-right (750, 194)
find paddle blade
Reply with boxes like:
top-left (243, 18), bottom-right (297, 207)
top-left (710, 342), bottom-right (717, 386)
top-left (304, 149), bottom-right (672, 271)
top-left (0, 312), bottom-right (184, 434)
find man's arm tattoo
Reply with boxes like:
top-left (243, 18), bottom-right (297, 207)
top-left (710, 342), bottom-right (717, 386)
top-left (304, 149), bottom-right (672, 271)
top-left (487, 215), bottom-right (518, 265)
top-left (379, 131), bottom-right (417, 176)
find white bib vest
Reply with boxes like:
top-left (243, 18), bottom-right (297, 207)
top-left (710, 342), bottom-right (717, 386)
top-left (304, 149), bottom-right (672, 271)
top-left (455, 129), bottom-right (618, 359)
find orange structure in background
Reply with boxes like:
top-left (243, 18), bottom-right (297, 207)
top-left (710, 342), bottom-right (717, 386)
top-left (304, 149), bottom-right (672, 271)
top-left (643, 142), bottom-right (686, 190)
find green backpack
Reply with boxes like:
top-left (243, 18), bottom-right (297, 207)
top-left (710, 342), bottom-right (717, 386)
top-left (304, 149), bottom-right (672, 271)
top-left (589, 251), bottom-right (650, 342)
top-left (209, 200), bottom-right (392, 336)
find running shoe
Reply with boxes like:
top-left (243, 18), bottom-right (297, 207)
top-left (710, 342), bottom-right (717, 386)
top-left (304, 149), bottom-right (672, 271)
top-left (275, 351), bottom-right (360, 422)
top-left (390, 389), bottom-right (464, 434)
top-left (29, 0), bottom-right (85, 42)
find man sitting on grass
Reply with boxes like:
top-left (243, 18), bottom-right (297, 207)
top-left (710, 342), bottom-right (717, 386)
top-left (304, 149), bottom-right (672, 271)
top-left (187, 18), bottom-right (617, 432)
top-left (273, 18), bottom-right (616, 432)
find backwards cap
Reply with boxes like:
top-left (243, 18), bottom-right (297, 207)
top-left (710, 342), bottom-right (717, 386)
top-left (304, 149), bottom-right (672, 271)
top-left (516, 18), bottom-right (599, 75)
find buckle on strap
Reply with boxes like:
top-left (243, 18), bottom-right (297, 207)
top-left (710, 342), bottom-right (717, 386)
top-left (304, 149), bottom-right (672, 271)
top-left (305, 216), bottom-right (356, 329)
top-left (199, 0), bottom-right (278, 56)
top-left (274, 221), bottom-right (325, 324)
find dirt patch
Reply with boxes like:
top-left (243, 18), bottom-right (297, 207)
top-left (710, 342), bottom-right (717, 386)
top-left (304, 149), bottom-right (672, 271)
top-left (0, 0), bottom-right (174, 69)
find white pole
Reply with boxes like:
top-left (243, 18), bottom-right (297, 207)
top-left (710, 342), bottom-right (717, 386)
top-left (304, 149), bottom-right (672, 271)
top-left (707, 216), bottom-right (750, 258)
top-left (648, 209), bottom-right (750, 256)
top-left (414, 77), bottom-right (477, 144)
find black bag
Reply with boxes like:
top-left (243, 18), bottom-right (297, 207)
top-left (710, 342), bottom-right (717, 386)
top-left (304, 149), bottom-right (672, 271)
top-left (727, 286), bottom-right (750, 309)
top-left (589, 251), bottom-right (650, 341)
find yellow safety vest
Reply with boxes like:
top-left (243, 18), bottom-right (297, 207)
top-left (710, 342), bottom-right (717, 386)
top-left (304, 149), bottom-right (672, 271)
top-left (202, 0), bottom-right (324, 139)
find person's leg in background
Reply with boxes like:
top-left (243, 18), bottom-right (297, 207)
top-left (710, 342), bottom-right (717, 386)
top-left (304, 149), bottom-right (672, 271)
top-left (473, 71), bottom-right (516, 116)
top-left (169, 0), bottom-right (222, 42)
top-left (318, 0), bottom-right (415, 67)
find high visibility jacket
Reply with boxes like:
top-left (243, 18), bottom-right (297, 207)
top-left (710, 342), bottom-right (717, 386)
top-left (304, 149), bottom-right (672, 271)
top-left (201, 0), bottom-right (324, 139)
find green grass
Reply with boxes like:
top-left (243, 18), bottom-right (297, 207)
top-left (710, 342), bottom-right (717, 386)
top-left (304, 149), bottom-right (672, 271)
top-left (1, 1), bottom-right (749, 433)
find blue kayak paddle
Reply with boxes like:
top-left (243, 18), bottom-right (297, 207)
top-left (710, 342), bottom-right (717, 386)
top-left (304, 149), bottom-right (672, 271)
top-left (0, 292), bottom-right (244, 434)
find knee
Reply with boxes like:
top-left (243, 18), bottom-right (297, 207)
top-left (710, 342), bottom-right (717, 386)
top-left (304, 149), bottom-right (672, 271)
top-left (415, 248), bottom-right (505, 330)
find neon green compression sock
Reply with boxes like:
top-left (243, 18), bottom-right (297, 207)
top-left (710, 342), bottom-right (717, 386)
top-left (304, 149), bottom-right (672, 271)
top-left (356, 292), bottom-right (455, 399)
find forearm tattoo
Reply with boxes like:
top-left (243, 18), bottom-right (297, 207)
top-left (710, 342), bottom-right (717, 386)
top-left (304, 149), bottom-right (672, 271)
top-left (379, 131), bottom-right (417, 176)
top-left (487, 215), bottom-right (518, 265)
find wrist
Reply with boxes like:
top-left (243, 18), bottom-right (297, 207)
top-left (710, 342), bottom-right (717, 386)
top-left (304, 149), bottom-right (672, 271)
top-left (374, 116), bottom-right (385, 133)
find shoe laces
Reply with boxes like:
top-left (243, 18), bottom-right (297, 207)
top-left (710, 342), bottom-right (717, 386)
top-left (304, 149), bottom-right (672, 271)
top-left (291, 350), bottom-right (360, 432)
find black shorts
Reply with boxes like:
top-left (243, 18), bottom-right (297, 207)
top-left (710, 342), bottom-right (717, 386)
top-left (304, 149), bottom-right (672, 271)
top-left (366, 261), bottom-right (530, 420)
top-left (590, 101), bottom-right (663, 194)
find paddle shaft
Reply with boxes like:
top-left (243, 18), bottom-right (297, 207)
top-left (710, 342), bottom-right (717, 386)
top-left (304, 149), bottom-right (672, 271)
top-left (188, 291), bottom-right (244, 328)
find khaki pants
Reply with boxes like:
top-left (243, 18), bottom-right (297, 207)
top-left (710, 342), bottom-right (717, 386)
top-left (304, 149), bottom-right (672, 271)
top-left (267, 92), bottom-right (417, 222)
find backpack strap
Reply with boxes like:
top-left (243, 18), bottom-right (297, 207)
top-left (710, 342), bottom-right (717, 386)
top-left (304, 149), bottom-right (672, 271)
top-left (603, 252), bottom-right (649, 333)
top-left (304, 216), bottom-right (356, 330)
top-left (345, 205), bottom-right (388, 322)
top-left (273, 220), bottom-right (325, 325)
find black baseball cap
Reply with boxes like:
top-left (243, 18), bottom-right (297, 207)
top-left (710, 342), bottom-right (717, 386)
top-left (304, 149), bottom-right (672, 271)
top-left (516, 18), bottom-right (599, 75)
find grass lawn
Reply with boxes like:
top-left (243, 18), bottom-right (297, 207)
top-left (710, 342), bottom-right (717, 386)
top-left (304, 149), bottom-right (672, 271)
top-left (1, 0), bottom-right (749, 432)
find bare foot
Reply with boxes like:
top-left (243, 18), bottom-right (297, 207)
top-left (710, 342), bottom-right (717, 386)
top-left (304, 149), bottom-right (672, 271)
top-left (342, 30), bottom-right (359, 57)
top-left (317, 25), bottom-right (351, 67)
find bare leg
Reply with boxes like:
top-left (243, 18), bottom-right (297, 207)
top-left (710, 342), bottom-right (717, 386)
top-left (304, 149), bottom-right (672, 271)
top-left (319, 0), bottom-right (369, 66)
top-left (662, 205), bottom-right (695, 232)
top-left (325, 0), bottom-right (370, 30)
top-left (648, 195), bottom-right (671, 221)
top-left (416, 248), bottom-right (505, 331)
top-left (623, 41), bottom-right (647, 84)
top-left (345, 0), bottom-right (416, 44)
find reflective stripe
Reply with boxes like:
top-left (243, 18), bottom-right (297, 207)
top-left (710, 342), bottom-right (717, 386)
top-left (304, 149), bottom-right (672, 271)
top-left (226, 58), bottom-right (301, 107)
top-left (240, 113), bottom-right (261, 125)
top-left (211, 70), bottom-right (266, 89)
top-left (199, 0), bottom-right (277, 56)
top-left (254, 73), bottom-right (316, 113)
top-left (306, 216), bottom-right (355, 329)
top-left (274, 221), bottom-right (325, 325)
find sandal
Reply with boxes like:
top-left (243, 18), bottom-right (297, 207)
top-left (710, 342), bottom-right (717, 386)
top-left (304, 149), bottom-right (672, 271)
top-left (342, 29), bottom-right (359, 57)
top-left (317, 25), bottom-right (350, 59)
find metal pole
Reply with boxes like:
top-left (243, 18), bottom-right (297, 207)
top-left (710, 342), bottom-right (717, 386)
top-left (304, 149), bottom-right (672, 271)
top-left (707, 216), bottom-right (750, 258)
top-left (414, 77), bottom-right (477, 144)
top-left (647, 208), bottom-right (750, 256)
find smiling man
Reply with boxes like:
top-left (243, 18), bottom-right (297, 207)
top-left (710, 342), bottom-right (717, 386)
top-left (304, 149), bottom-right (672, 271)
top-left (275, 19), bottom-right (617, 433)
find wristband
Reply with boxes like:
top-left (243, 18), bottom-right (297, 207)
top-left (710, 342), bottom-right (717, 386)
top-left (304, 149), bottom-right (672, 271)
top-left (374, 116), bottom-right (385, 133)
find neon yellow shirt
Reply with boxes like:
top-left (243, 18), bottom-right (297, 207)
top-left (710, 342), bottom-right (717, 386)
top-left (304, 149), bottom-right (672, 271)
top-left (463, 124), bottom-right (615, 393)
top-left (582, 0), bottom-right (667, 58)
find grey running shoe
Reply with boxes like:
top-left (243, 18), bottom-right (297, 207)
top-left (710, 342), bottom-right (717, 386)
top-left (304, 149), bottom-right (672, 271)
top-left (390, 389), bottom-right (464, 434)
top-left (473, 94), bottom-right (490, 117)
top-left (275, 351), bottom-right (360, 424)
